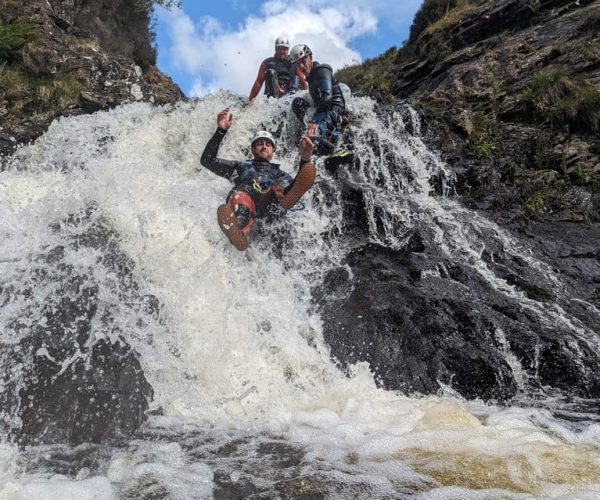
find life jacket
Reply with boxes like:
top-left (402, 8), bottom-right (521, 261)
top-left (307, 62), bottom-right (346, 112)
top-left (263, 56), bottom-right (293, 88)
top-left (234, 160), bottom-right (288, 215)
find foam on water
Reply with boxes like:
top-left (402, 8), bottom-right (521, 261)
top-left (1, 92), bottom-right (599, 497)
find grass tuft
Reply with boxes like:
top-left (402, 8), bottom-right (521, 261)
top-left (0, 19), bottom-right (37, 62)
top-left (1, 64), bottom-right (84, 116)
top-left (522, 68), bottom-right (600, 133)
top-left (468, 112), bottom-right (495, 157)
top-left (424, 1), bottom-right (478, 36)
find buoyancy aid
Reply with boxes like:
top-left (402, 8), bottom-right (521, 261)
top-left (263, 56), bottom-right (293, 88)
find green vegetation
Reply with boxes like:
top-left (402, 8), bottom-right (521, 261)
top-left (581, 39), bottom-right (600, 63)
top-left (408, 0), bottom-right (477, 45)
top-left (0, 65), bottom-right (84, 116)
top-left (336, 0), bottom-right (481, 98)
top-left (423, 1), bottom-right (478, 36)
top-left (467, 112), bottom-right (495, 157)
top-left (336, 47), bottom-right (416, 101)
top-left (525, 191), bottom-right (547, 213)
top-left (0, 19), bottom-right (37, 62)
top-left (566, 164), bottom-right (600, 186)
top-left (521, 68), bottom-right (600, 133)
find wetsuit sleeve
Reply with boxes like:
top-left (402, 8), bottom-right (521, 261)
top-left (313, 65), bottom-right (334, 112)
top-left (249, 62), bottom-right (267, 101)
top-left (199, 128), bottom-right (242, 182)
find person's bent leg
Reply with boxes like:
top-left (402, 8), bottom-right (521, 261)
top-left (228, 191), bottom-right (255, 235)
top-left (309, 110), bottom-right (342, 155)
top-left (286, 75), bottom-right (299, 94)
top-left (279, 163), bottom-right (316, 210)
top-left (264, 69), bottom-right (278, 98)
top-left (216, 191), bottom-right (256, 251)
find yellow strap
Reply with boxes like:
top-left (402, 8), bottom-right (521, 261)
top-left (252, 178), bottom-right (272, 194)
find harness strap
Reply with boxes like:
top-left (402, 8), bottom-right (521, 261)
top-left (252, 178), bottom-right (273, 194)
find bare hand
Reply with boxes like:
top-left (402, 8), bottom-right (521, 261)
top-left (299, 133), bottom-right (314, 161)
top-left (306, 123), bottom-right (318, 138)
top-left (217, 108), bottom-right (233, 130)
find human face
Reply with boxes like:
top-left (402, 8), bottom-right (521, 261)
top-left (252, 139), bottom-right (274, 162)
top-left (295, 55), bottom-right (312, 76)
top-left (275, 45), bottom-right (288, 60)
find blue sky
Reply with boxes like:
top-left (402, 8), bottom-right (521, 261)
top-left (154, 0), bottom-right (424, 97)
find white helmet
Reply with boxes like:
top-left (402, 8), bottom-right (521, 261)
top-left (251, 130), bottom-right (276, 149)
top-left (274, 37), bottom-right (289, 49)
top-left (289, 44), bottom-right (311, 64)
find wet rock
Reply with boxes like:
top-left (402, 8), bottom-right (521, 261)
top-left (319, 245), bottom-right (518, 400)
top-left (318, 239), bottom-right (600, 401)
top-left (318, 101), bottom-right (600, 402)
top-left (18, 335), bottom-right (151, 446)
top-left (1, 208), bottom-right (157, 445)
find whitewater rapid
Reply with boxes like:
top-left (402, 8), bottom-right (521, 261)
top-left (1, 92), bottom-right (599, 498)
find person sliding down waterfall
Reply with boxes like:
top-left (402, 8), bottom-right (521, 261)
top-left (289, 44), bottom-right (350, 164)
top-left (200, 107), bottom-right (317, 251)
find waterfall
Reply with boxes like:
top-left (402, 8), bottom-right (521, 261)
top-left (1, 92), bottom-right (599, 498)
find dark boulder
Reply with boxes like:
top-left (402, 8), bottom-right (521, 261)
top-left (318, 236), bottom-right (600, 401)
top-left (1, 207), bottom-right (157, 445)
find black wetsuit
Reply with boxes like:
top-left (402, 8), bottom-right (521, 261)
top-left (292, 62), bottom-right (346, 153)
top-left (263, 57), bottom-right (295, 97)
top-left (307, 62), bottom-right (346, 115)
top-left (200, 128), bottom-right (294, 216)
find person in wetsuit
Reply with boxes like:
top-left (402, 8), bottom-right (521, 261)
top-left (289, 44), bottom-right (348, 155)
top-left (200, 107), bottom-right (317, 251)
top-left (248, 37), bottom-right (307, 101)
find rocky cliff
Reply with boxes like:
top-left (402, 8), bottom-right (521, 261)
top-left (327, 0), bottom-right (600, 402)
top-left (0, 0), bottom-right (184, 156)
top-left (338, 0), bottom-right (600, 226)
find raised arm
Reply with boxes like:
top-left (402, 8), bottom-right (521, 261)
top-left (199, 108), bottom-right (241, 181)
top-left (249, 62), bottom-right (267, 101)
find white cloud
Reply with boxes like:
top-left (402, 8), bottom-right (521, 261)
top-left (159, 0), bottom-right (422, 97)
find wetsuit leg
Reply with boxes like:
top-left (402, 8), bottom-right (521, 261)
top-left (286, 75), bottom-right (299, 94)
top-left (292, 97), bottom-right (309, 122)
top-left (228, 191), bottom-right (256, 236)
top-left (264, 69), bottom-right (278, 98)
top-left (310, 110), bottom-right (343, 155)
top-left (310, 110), bottom-right (340, 138)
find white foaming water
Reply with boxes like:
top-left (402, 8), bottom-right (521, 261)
top-left (1, 93), bottom-right (599, 498)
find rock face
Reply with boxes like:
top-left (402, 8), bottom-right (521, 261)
top-left (318, 225), bottom-right (600, 401)
top-left (326, 0), bottom-right (600, 402)
top-left (0, 0), bottom-right (184, 156)
top-left (396, 0), bottom-right (599, 225)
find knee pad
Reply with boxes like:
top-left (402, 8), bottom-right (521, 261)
top-left (228, 191), bottom-right (256, 234)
